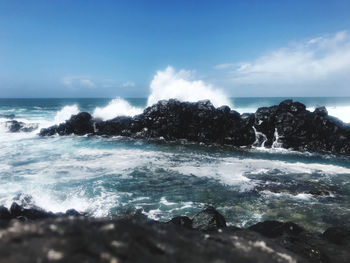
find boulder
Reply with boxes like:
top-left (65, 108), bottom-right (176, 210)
top-left (5, 120), bottom-right (38, 133)
top-left (192, 206), bottom-right (226, 231)
top-left (249, 220), bottom-right (304, 238)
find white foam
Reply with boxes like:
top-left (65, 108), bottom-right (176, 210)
top-left (308, 105), bottom-right (350, 123)
top-left (53, 105), bottom-right (80, 124)
top-left (93, 97), bottom-right (143, 120)
top-left (147, 66), bottom-right (232, 108)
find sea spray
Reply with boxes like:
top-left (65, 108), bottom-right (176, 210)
top-left (91, 66), bottom-right (233, 120)
top-left (54, 105), bottom-right (80, 124)
top-left (93, 97), bottom-right (143, 120)
top-left (147, 66), bottom-right (232, 108)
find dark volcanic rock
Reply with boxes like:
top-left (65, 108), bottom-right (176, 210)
top-left (254, 99), bottom-right (350, 153)
top-left (0, 217), bottom-right (305, 263)
top-left (249, 220), bottom-right (304, 238)
top-left (167, 216), bottom-right (193, 229)
top-left (40, 99), bottom-right (256, 146)
top-left (323, 226), bottom-right (350, 245)
top-left (1, 205), bottom-right (350, 262)
top-left (5, 120), bottom-right (38, 132)
top-left (0, 205), bottom-right (11, 220)
top-left (0, 113), bottom-right (15, 119)
top-left (40, 112), bottom-right (94, 136)
top-left (192, 206), bottom-right (226, 231)
top-left (39, 99), bottom-right (350, 155)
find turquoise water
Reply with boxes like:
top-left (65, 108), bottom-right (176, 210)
top-left (1, 97), bottom-right (350, 231)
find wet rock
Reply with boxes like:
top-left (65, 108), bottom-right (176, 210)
top-left (10, 202), bottom-right (55, 220)
top-left (0, 216), bottom-right (304, 263)
top-left (0, 206), bottom-right (11, 220)
top-left (39, 99), bottom-right (350, 155)
top-left (323, 226), bottom-right (350, 245)
top-left (249, 220), bottom-right (304, 238)
top-left (65, 209), bottom-right (82, 217)
top-left (0, 113), bottom-right (15, 119)
top-left (192, 206), bottom-right (226, 231)
top-left (167, 216), bottom-right (192, 229)
top-left (40, 112), bottom-right (94, 136)
top-left (5, 120), bottom-right (38, 132)
top-left (254, 99), bottom-right (350, 154)
top-left (40, 99), bottom-right (256, 147)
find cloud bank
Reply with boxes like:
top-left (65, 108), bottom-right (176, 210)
top-left (215, 31), bottom-right (350, 96)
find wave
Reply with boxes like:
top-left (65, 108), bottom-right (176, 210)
top-left (147, 66), bottom-right (232, 108)
top-left (53, 105), bottom-right (80, 124)
top-left (92, 97), bottom-right (143, 121)
top-left (91, 66), bottom-right (233, 121)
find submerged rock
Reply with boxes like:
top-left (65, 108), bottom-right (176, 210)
top-left (0, 113), bottom-right (15, 119)
top-left (5, 120), bottom-right (38, 133)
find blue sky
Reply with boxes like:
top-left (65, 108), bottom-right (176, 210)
top-left (1, 0), bottom-right (350, 98)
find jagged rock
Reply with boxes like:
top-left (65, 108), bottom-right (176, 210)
top-left (39, 99), bottom-right (350, 155)
top-left (5, 120), bottom-right (38, 132)
top-left (40, 112), bottom-right (94, 136)
top-left (254, 99), bottom-right (350, 153)
top-left (192, 206), bottom-right (226, 231)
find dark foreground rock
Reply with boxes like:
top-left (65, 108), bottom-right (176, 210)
top-left (0, 203), bottom-right (82, 221)
top-left (0, 206), bottom-right (349, 263)
top-left (39, 99), bottom-right (350, 155)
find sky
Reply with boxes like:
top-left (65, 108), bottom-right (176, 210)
top-left (0, 0), bottom-right (350, 98)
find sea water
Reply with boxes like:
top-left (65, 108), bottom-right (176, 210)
top-left (1, 97), bottom-right (350, 232)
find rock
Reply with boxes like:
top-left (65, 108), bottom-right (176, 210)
top-left (0, 113), bottom-right (15, 119)
top-left (5, 120), bottom-right (38, 133)
top-left (168, 216), bottom-right (192, 229)
top-left (40, 112), bottom-right (94, 136)
top-left (323, 226), bottom-right (350, 245)
top-left (314, 106), bottom-right (328, 116)
top-left (0, 216), bottom-right (304, 263)
top-left (0, 206), bottom-right (11, 220)
top-left (192, 206), bottom-right (226, 231)
top-left (65, 209), bottom-right (81, 216)
top-left (9, 202), bottom-right (55, 220)
top-left (39, 99), bottom-right (350, 155)
top-left (249, 220), bottom-right (304, 238)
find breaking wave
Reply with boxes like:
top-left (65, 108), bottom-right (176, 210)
top-left (91, 66), bottom-right (233, 120)
top-left (93, 97), bottom-right (143, 121)
top-left (147, 66), bottom-right (232, 108)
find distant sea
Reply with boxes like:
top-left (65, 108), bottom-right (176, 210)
top-left (1, 97), bottom-right (350, 231)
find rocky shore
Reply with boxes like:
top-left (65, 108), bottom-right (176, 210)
top-left (1, 204), bottom-right (349, 263)
top-left (39, 99), bottom-right (350, 155)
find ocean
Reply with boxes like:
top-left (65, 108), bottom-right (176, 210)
top-left (1, 97), bottom-right (350, 232)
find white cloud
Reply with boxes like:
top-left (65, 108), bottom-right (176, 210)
top-left (214, 63), bottom-right (235, 69)
top-left (62, 76), bottom-right (96, 89)
top-left (122, 81), bottom-right (136, 88)
top-left (216, 31), bottom-right (350, 96)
